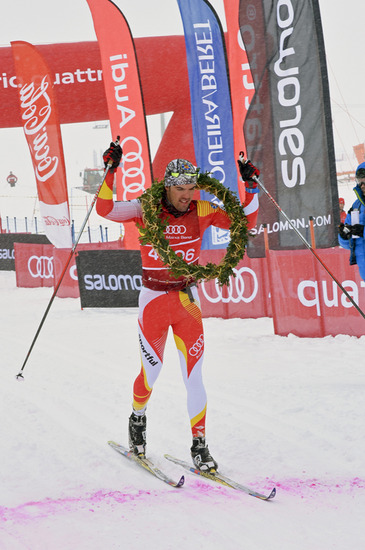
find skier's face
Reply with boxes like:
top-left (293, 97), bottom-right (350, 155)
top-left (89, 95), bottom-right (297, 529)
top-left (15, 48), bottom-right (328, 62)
top-left (165, 183), bottom-right (196, 212)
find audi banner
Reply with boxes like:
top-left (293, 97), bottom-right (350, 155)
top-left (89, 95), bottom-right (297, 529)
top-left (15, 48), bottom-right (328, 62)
top-left (239, 0), bottom-right (338, 256)
top-left (14, 243), bottom-right (54, 288)
top-left (76, 249), bottom-right (142, 308)
top-left (177, 0), bottom-right (237, 250)
top-left (198, 249), bottom-right (271, 319)
top-left (0, 234), bottom-right (50, 271)
top-left (86, 0), bottom-right (152, 200)
top-left (11, 41), bottom-right (72, 249)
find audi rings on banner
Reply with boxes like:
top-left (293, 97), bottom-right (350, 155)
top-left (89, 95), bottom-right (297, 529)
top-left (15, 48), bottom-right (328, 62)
top-left (201, 267), bottom-right (258, 304)
top-left (28, 255), bottom-right (54, 279)
top-left (120, 136), bottom-right (146, 199)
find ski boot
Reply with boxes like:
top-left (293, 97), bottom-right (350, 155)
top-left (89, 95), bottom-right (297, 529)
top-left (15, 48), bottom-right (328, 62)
top-left (191, 437), bottom-right (218, 473)
top-left (128, 411), bottom-right (147, 457)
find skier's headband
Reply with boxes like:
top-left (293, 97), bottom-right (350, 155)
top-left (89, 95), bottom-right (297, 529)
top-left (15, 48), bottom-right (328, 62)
top-left (164, 159), bottom-right (198, 187)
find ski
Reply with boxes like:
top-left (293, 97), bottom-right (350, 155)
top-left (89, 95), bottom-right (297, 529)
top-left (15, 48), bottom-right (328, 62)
top-left (108, 441), bottom-right (184, 488)
top-left (164, 454), bottom-right (276, 500)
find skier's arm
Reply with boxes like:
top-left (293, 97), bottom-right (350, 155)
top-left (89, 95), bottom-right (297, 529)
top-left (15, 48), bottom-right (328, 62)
top-left (96, 142), bottom-right (142, 222)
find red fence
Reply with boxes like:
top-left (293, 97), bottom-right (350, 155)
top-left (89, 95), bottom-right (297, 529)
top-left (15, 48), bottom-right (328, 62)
top-left (12, 243), bottom-right (365, 337)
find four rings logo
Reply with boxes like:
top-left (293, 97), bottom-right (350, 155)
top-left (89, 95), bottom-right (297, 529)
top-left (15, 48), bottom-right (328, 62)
top-left (121, 135), bottom-right (146, 200)
top-left (164, 225), bottom-right (187, 235)
top-left (201, 267), bottom-right (258, 304)
top-left (28, 255), bottom-right (54, 279)
top-left (189, 334), bottom-right (204, 357)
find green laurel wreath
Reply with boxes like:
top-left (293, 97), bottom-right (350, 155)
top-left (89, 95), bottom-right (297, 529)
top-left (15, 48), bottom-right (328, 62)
top-left (138, 172), bottom-right (249, 286)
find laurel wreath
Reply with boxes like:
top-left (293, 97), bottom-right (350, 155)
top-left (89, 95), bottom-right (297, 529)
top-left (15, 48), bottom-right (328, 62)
top-left (138, 172), bottom-right (249, 286)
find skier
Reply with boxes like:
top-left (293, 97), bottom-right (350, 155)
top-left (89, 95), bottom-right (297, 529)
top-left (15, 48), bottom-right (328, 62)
top-left (338, 162), bottom-right (365, 280)
top-left (96, 142), bottom-right (260, 472)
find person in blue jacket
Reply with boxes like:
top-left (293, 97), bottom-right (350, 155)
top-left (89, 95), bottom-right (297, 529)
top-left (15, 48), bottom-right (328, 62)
top-left (338, 162), bottom-right (365, 279)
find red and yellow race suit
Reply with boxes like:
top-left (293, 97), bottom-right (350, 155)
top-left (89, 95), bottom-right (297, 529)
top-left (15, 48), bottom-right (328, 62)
top-left (96, 171), bottom-right (259, 437)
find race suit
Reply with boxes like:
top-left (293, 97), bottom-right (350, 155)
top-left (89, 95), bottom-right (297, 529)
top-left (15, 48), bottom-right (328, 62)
top-left (96, 171), bottom-right (259, 437)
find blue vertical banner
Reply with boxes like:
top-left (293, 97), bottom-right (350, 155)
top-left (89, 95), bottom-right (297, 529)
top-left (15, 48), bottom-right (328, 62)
top-left (177, 0), bottom-right (237, 250)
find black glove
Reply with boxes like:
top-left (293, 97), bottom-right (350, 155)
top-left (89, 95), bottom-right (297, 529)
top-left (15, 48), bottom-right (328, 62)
top-left (237, 155), bottom-right (260, 186)
top-left (338, 223), bottom-right (352, 240)
top-left (351, 224), bottom-right (364, 237)
top-left (103, 142), bottom-right (123, 171)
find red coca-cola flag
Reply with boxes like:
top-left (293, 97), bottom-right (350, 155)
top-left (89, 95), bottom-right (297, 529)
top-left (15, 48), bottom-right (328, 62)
top-left (11, 41), bottom-right (72, 248)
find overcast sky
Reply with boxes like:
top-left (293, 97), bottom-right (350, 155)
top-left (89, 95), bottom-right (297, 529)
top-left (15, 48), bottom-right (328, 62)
top-left (0, 0), bottom-right (364, 189)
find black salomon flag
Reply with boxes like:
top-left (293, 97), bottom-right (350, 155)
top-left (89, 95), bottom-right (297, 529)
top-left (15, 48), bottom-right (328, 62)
top-left (239, 0), bottom-right (338, 256)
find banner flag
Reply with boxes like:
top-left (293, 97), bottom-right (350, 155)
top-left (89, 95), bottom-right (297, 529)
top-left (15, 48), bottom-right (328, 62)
top-left (86, 0), bottom-right (152, 204)
top-left (11, 41), bottom-right (72, 248)
top-left (223, 0), bottom-right (255, 204)
top-left (239, 0), bottom-right (338, 257)
top-left (177, 0), bottom-right (237, 250)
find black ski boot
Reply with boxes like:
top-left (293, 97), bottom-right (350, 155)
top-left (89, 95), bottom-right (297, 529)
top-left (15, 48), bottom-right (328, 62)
top-left (128, 412), bottom-right (147, 457)
top-left (191, 437), bottom-right (218, 473)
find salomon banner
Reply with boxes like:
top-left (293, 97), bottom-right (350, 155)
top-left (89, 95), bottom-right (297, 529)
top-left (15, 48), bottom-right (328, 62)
top-left (86, 0), bottom-right (152, 202)
top-left (177, 0), bottom-right (237, 250)
top-left (76, 249), bottom-right (142, 308)
top-left (239, 0), bottom-right (338, 257)
top-left (0, 234), bottom-right (51, 271)
top-left (11, 41), bottom-right (72, 249)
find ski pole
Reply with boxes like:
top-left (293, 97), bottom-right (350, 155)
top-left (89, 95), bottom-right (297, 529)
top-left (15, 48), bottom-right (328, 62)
top-left (248, 164), bottom-right (365, 320)
top-left (16, 136), bottom-right (121, 380)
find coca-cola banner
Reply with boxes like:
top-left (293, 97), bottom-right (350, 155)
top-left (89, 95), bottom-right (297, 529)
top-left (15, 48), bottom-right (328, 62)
top-left (86, 0), bottom-right (153, 202)
top-left (76, 249), bottom-right (142, 308)
top-left (198, 249), bottom-right (271, 319)
top-left (177, 0), bottom-right (237, 250)
top-left (268, 248), bottom-right (365, 337)
top-left (239, 0), bottom-right (338, 256)
top-left (0, 234), bottom-right (50, 271)
top-left (11, 41), bottom-right (72, 249)
top-left (14, 243), bottom-right (54, 288)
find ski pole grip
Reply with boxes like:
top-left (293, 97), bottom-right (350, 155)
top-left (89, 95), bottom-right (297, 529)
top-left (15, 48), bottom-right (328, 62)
top-left (107, 135), bottom-right (121, 166)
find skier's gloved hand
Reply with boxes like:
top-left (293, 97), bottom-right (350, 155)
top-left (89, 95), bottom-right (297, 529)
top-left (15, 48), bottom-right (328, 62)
top-left (338, 223), bottom-right (352, 240)
top-left (103, 142), bottom-right (123, 172)
top-left (237, 153), bottom-right (260, 187)
top-left (351, 224), bottom-right (364, 238)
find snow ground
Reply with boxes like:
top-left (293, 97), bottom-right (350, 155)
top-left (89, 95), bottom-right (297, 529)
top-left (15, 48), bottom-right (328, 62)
top-left (1, 270), bottom-right (364, 549)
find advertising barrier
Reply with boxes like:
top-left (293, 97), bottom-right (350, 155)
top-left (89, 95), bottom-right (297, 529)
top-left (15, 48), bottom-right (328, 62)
top-left (53, 240), bottom-right (124, 298)
top-left (198, 249), bottom-right (271, 319)
top-left (14, 242), bottom-right (54, 288)
top-left (76, 249), bottom-right (142, 308)
top-left (268, 248), bottom-right (365, 337)
top-left (0, 234), bottom-right (50, 271)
